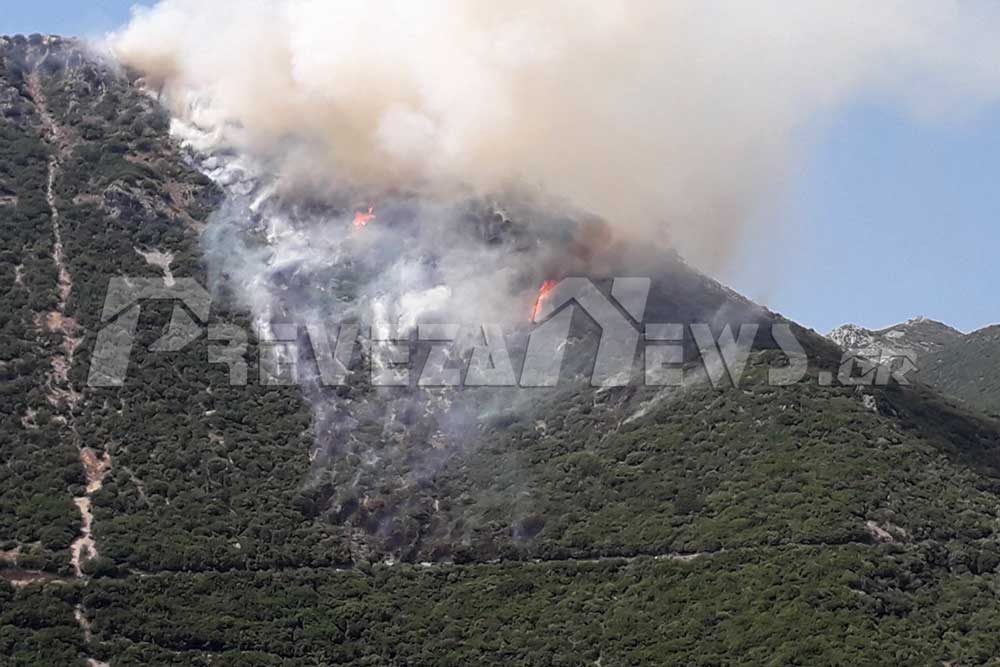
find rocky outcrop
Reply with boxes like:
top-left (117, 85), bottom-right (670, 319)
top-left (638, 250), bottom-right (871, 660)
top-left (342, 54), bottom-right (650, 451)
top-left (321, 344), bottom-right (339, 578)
top-left (829, 317), bottom-right (964, 364)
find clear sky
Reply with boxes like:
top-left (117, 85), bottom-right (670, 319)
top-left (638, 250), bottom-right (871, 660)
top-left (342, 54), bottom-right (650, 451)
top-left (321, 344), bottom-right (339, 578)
top-left (4, 3), bottom-right (999, 335)
top-left (2, 1), bottom-right (150, 40)
top-left (722, 101), bottom-right (1000, 335)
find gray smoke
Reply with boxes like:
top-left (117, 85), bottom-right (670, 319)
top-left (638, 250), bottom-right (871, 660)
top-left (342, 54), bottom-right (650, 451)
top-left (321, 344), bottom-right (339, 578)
top-left (104, 2), bottom-right (1000, 557)
top-left (111, 0), bottom-right (1000, 269)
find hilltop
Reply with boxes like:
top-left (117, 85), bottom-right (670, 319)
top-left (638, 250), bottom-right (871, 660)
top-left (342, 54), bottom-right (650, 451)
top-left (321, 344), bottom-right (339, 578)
top-left (4, 35), bottom-right (1000, 667)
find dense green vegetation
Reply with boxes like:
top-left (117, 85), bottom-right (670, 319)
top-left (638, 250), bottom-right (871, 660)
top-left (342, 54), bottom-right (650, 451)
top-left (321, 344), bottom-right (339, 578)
top-left (82, 550), bottom-right (1000, 666)
top-left (918, 325), bottom-right (1000, 418)
top-left (0, 37), bottom-right (82, 574)
top-left (4, 34), bottom-right (1000, 666)
top-left (399, 376), bottom-right (1000, 563)
top-left (1, 582), bottom-right (85, 667)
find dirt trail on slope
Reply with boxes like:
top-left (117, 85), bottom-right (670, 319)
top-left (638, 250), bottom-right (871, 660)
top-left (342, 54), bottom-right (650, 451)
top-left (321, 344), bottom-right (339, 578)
top-left (26, 69), bottom-right (81, 406)
top-left (70, 449), bottom-right (111, 575)
top-left (26, 57), bottom-right (113, 664)
top-left (0, 569), bottom-right (74, 588)
top-left (76, 601), bottom-right (111, 667)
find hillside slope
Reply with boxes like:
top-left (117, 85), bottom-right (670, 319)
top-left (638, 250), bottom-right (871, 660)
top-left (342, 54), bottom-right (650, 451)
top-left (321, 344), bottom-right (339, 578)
top-left (3, 35), bottom-right (1000, 667)
top-left (829, 316), bottom-right (1000, 418)
top-left (917, 325), bottom-right (1000, 417)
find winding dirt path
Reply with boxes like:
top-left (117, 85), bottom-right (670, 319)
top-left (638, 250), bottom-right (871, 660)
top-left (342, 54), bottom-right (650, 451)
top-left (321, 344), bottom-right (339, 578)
top-left (26, 67), bottom-right (81, 405)
top-left (70, 449), bottom-right (111, 576)
top-left (27, 59), bottom-right (113, 664)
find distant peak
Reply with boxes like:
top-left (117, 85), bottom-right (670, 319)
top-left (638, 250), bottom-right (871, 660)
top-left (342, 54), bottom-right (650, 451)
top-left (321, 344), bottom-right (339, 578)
top-left (828, 315), bottom-right (965, 360)
top-left (828, 323), bottom-right (871, 338)
top-left (889, 317), bottom-right (964, 337)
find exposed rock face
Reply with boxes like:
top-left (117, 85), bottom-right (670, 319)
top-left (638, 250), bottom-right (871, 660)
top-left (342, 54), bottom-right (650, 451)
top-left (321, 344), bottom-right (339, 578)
top-left (829, 317), bottom-right (965, 363)
top-left (830, 317), bottom-right (1000, 416)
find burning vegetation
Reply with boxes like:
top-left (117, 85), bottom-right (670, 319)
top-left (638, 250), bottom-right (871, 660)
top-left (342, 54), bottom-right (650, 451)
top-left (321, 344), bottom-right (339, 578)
top-left (352, 206), bottom-right (376, 229)
top-left (531, 280), bottom-right (559, 322)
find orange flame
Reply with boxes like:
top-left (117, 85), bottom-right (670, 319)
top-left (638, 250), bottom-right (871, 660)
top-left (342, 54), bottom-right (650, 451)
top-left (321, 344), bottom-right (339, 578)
top-left (531, 279), bottom-right (558, 321)
top-left (353, 206), bottom-right (376, 229)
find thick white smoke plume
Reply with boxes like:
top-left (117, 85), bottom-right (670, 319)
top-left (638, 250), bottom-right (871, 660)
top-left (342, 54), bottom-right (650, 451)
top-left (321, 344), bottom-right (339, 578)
top-left (111, 0), bottom-right (1000, 268)
top-left (104, 3), bottom-right (1000, 553)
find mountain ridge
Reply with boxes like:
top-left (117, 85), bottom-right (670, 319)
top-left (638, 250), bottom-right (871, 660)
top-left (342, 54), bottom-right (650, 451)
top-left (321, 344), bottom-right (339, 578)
top-left (917, 324), bottom-right (1000, 417)
top-left (828, 315), bottom-right (1000, 417)
top-left (5, 34), bottom-right (1000, 667)
top-left (828, 316), bottom-right (965, 362)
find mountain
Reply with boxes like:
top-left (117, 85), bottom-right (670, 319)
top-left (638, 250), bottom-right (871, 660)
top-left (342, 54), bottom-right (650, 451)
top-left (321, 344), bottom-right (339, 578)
top-left (828, 317), bottom-right (965, 363)
top-left (5, 35), bottom-right (1000, 667)
top-left (917, 325), bottom-right (1000, 417)
top-left (828, 317), bottom-right (1000, 418)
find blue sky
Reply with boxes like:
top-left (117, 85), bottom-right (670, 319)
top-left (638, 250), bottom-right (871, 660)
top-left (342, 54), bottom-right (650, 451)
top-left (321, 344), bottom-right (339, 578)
top-left (4, 3), bottom-right (999, 335)
top-left (3, 1), bottom-right (150, 40)
top-left (724, 103), bottom-right (1000, 334)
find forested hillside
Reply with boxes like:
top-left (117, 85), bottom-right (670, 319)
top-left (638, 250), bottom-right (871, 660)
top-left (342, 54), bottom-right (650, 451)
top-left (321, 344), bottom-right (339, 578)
top-left (829, 318), bottom-right (1000, 420)
top-left (4, 35), bottom-right (1000, 667)
top-left (917, 326), bottom-right (1000, 418)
